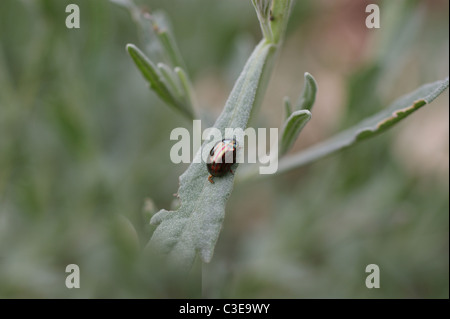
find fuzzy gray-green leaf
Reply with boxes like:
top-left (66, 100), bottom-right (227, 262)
top-left (284, 96), bottom-right (292, 119)
top-left (297, 72), bottom-right (317, 111)
top-left (157, 63), bottom-right (182, 97)
top-left (277, 77), bottom-right (449, 174)
top-left (149, 40), bottom-right (276, 270)
top-left (278, 72), bottom-right (317, 155)
top-left (175, 67), bottom-right (196, 113)
top-left (280, 110), bottom-right (311, 155)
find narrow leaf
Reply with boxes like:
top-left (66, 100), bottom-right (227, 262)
top-left (127, 44), bottom-right (163, 91)
top-left (297, 72), bottom-right (317, 111)
top-left (157, 63), bottom-right (182, 97)
top-left (127, 43), bottom-right (175, 103)
top-left (276, 77), bottom-right (449, 174)
top-left (277, 72), bottom-right (317, 155)
top-left (175, 67), bottom-right (196, 114)
top-left (279, 110), bottom-right (311, 155)
top-left (284, 96), bottom-right (292, 119)
top-left (126, 44), bottom-right (194, 119)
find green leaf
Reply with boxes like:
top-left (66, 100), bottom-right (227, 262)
top-left (297, 72), bottom-right (317, 111)
top-left (175, 67), bottom-right (196, 114)
top-left (149, 39), bottom-right (278, 270)
top-left (284, 96), bottom-right (292, 119)
top-left (157, 63), bottom-right (183, 97)
top-left (126, 44), bottom-right (194, 120)
top-left (278, 72), bottom-right (317, 155)
top-left (279, 110), bottom-right (311, 156)
top-left (276, 77), bottom-right (449, 175)
top-left (126, 44), bottom-right (175, 102)
top-left (117, 3), bottom-right (197, 120)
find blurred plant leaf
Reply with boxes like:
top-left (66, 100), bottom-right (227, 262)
top-left (276, 77), bottom-right (449, 174)
top-left (145, 11), bottom-right (196, 110)
top-left (115, 0), bottom-right (197, 119)
top-left (279, 72), bottom-right (317, 155)
top-left (283, 96), bottom-right (292, 119)
top-left (279, 110), bottom-right (311, 156)
top-left (238, 77), bottom-right (449, 182)
top-left (157, 62), bottom-right (182, 96)
top-left (297, 72), bottom-right (317, 111)
top-left (175, 67), bottom-right (196, 113)
top-left (344, 1), bottom-right (423, 126)
top-left (149, 0), bottom-right (292, 271)
top-left (126, 44), bottom-right (194, 119)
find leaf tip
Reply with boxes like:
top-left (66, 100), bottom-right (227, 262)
top-left (201, 249), bottom-right (213, 263)
top-left (125, 43), bottom-right (136, 53)
top-left (150, 209), bottom-right (171, 225)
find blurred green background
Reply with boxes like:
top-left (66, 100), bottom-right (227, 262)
top-left (0, 0), bottom-right (448, 298)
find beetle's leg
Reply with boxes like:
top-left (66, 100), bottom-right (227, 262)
top-left (208, 175), bottom-right (215, 184)
top-left (229, 169), bottom-right (234, 175)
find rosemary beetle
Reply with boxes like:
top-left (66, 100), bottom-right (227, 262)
top-left (207, 138), bottom-right (237, 184)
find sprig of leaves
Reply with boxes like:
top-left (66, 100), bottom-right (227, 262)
top-left (116, 0), bottom-right (449, 272)
top-left (116, 0), bottom-right (196, 120)
top-left (127, 44), bottom-right (195, 119)
top-left (279, 72), bottom-right (317, 155)
top-left (149, 0), bottom-right (292, 270)
top-left (238, 77), bottom-right (449, 181)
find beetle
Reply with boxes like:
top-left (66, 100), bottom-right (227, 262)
top-left (206, 138), bottom-right (237, 184)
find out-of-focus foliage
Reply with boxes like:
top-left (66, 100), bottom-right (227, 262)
top-left (271, 78), bottom-right (448, 176)
top-left (0, 0), bottom-right (448, 298)
top-left (279, 72), bottom-right (316, 156)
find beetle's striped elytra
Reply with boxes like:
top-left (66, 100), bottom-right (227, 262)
top-left (206, 138), bottom-right (237, 184)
